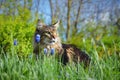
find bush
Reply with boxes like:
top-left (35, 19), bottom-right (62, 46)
top-left (69, 23), bottom-right (120, 57)
top-left (0, 16), bottom-right (35, 57)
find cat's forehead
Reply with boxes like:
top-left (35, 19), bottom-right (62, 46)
top-left (37, 20), bottom-right (59, 32)
top-left (43, 25), bottom-right (56, 31)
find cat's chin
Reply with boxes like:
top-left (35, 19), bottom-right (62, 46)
top-left (44, 42), bottom-right (55, 45)
top-left (49, 42), bottom-right (55, 45)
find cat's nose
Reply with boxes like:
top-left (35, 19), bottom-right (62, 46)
top-left (52, 37), bottom-right (54, 39)
top-left (52, 35), bottom-right (56, 39)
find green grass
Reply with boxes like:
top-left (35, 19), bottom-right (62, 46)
top-left (0, 9), bottom-right (120, 80)
top-left (0, 46), bottom-right (120, 80)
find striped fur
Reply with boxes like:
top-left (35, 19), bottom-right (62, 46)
top-left (33, 19), bottom-right (91, 66)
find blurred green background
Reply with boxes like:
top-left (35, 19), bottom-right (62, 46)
top-left (0, 0), bottom-right (120, 80)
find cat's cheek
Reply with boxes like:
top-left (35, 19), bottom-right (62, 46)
top-left (43, 38), bottom-right (50, 44)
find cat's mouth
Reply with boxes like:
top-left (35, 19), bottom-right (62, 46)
top-left (49, 39), bottom-right (56, 44)
top-left (50, 40), bottom-right (55, 43)
top-left (44, 38), bottom-right (57, 45)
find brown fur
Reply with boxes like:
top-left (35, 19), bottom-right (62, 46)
top-left (33, 19), bottom-right (91, 66)
top-left (61, 44), bottom-right (91, 66)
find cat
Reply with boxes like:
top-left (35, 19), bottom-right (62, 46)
top-left (33, 19), bottom-right (91, 66)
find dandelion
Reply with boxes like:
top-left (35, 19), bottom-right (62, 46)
top-left (14, 39), bottom-right (17, 46)
top-left (51, 48), bottom-right (55, 55)
top-left (35, 34), bottom-right (40, 43)
top-left (44, 48), bottom-right (48, 54)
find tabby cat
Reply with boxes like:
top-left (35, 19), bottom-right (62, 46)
top-left (33, 19), bottom-right (91, 66)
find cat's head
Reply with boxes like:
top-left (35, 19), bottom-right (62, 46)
top-left (35, 19), bottom-right (60, 45)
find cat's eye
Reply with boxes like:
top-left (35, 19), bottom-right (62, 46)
top-left (47, 32), bottom-right (51, 35)
top-left (44, 32), bottom-right (51, 36)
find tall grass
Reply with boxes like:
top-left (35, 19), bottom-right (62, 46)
top-left (0, 41), bottom-right (120, 80)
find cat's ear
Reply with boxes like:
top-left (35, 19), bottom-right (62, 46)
top-left (37, 19), bottom-right (43, 29)
top-left (53, 20), bottom-right (60, 29)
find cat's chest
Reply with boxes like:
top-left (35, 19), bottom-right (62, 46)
top-left (41, 44), bottom-right (61, 50)
top-left (40, 43), bottom-right (62, 54)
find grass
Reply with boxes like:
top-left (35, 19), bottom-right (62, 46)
top-left (0, 46), bottom-right (120, 80)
